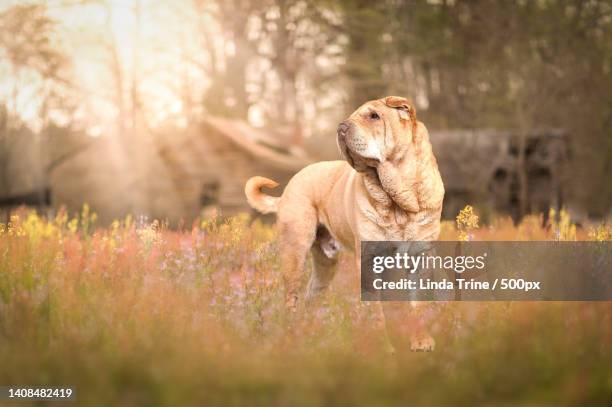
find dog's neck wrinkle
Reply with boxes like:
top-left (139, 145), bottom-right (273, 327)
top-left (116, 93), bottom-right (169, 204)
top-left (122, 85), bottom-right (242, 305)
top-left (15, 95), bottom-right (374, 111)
top-left (362, 168), bottom-right (392, 208)
top-left (376, 124), bottom-right (444, 214)
top-left (361, 172), bottom-right (438, 240)
top-left (376, 158), bottom-right (420, 212)
top-left (361, 168), bottom-right (412, 233)
top-left (361, 153), bottom-right (441, 215)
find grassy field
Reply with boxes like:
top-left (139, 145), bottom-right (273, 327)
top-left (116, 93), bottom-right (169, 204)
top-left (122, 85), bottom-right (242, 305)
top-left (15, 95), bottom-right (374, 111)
top-left (0, 207), bottom-right (611, 406)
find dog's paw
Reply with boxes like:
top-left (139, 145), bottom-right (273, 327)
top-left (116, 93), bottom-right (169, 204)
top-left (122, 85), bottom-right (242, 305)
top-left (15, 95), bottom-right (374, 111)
top-left (285, 294), bottom-right (299, 313)
top-left (410, 334), bottom-right (435, 352)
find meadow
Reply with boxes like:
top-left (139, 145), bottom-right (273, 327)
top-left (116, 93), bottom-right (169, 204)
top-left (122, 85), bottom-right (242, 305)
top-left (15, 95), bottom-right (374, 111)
top-left (0, 207), bottom-right (610, 406)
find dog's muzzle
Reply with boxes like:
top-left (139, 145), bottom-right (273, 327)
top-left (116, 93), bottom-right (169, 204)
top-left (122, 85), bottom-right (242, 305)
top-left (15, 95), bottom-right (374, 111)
top-left (337, 121), bottom-right (352, 150)
top-left (337, 121), bottom-right (351, 136)
top-left (337, 121), bottom-right (355, 166)
top-left (337, 120), bottom-right (382, 166)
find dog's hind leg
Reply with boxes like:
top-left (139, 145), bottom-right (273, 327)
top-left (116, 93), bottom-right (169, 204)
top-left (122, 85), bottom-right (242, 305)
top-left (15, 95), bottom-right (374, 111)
top-left (305, 225), bottom-right (339, 303)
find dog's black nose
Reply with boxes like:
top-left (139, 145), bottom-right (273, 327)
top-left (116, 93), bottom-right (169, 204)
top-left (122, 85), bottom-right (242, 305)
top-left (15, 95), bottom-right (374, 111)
top-left (337, 121), bottom-right (351, 135)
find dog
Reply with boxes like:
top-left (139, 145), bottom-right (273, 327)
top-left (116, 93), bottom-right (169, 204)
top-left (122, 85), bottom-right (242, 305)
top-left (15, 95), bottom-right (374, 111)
top-left (245, 96), bottom-right (444, 352)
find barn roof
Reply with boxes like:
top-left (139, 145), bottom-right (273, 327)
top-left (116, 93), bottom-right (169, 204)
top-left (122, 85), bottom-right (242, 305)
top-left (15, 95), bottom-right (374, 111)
top-left (200, 116), bottom-right (312, 171)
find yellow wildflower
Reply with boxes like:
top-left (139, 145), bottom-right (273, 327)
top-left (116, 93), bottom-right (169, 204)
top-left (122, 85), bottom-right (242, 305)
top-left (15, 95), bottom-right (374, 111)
top-left (456, 205), bottom-right (479, 241)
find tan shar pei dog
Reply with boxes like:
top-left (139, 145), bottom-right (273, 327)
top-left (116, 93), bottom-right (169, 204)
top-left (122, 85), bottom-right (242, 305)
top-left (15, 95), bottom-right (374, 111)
top-left (245, 96), bottom-right (445, 352)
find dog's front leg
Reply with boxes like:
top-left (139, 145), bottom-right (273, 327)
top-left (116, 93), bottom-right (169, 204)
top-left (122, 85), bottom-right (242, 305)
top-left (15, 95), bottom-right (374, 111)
top-left (354, 251), bottom-right (396, 354)
top-left (381, 301), bottom-right (435, 352)
top-left (406, 303), bottom-right (436, 352)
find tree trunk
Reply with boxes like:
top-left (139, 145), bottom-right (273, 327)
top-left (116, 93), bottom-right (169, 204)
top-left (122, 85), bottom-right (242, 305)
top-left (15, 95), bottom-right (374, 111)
top-left (516, 102), bottom-right (530, 219)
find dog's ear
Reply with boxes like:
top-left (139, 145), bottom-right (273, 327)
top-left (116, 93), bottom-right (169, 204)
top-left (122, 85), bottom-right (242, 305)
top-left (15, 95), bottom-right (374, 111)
top-left (384, 96), bottom-right (416, 123)
top-left (384, 96), bottom-right (410, 109)
top-left (384, 96), bottom-right (418, 139)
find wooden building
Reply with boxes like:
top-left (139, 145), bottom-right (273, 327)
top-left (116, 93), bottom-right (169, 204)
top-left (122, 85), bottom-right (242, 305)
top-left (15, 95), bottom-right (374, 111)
top-left (430, 129), bottom-right (568, 222)
top-left (150, 116), bottom-right (311, 223)
top-left (48, 116), bottom-right (310, 224)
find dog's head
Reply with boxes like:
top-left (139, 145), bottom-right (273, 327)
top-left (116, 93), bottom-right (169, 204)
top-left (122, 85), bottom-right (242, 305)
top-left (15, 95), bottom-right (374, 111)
top-left (337, 96), bottom-right (418, 171)
top-left (337, 96), bottom-right (444, 213)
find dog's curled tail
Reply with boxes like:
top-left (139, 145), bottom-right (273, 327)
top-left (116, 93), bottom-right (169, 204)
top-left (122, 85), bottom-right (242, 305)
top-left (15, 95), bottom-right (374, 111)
top-left (245, 176), bottom-right (280, 214)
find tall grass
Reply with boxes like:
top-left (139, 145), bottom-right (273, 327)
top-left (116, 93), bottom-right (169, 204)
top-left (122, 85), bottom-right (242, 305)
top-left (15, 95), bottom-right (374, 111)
top-left (0, 208), bottom-right (610, 406)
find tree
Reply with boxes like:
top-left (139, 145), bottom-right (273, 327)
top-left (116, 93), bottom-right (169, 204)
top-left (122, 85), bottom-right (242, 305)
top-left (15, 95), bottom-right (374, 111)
top-left (342, 1), bottom-right (388, 108)
top-left (0, 4), bottom-right (70, 199)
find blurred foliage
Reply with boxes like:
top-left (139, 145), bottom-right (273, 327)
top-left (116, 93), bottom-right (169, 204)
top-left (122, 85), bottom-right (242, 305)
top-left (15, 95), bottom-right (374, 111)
top-left (0, 207), bottom-right (610, 405)
top-left (0, 0), bottom-right (610, 217)
top-left (0, 3), bottom-right (76, 197)
top-left (0, 4), bottom-right (66, 81)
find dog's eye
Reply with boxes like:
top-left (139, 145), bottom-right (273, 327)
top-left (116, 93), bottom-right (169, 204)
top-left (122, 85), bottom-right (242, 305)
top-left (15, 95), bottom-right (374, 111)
top-left (369, 112), bottom-right (380, 120)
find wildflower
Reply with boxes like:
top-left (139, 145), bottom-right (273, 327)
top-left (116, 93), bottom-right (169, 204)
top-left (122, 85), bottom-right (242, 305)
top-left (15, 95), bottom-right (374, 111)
top-left (456, 205), bottom-right (479, 241)
top-left (137, 219), bottom-right (162, 251)
top-left (7, 214), bottom-right (25, 237)
top-left (80, 203), bottom-right (98, 235)
top-left (588, 224), bottom-right (611, 242)
top-left (548, 208), bottom-right (576, 241)
top-left (67, 218), bottom-right (79, 234)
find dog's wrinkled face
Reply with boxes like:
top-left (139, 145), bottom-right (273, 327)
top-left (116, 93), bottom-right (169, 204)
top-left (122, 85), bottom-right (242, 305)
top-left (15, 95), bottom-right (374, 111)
top-left (337, 96), bottom-right (416, 171)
